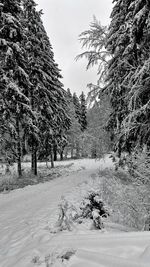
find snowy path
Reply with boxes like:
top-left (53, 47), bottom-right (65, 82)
top-left (0, 159), bottom-right (104, 267)
top-left (0, 158), bottom-right (150, 267)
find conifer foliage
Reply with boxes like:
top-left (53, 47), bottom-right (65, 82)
top-left (65, 89), bottom-right (82, 159)
top-left (64, 89), bottom-right (88, 159)
top-left (0, 0), bottom-right (35, 176)
top-left (23, 0), bottom-right (70, 173)
top-left (106, 0), bottom-right (150, 154)
top-left (72, 92), bottom-right (81, 122)
top-left (77, 2), bottom-right (150, 162)
top-left (79, 92), bottom-right (87, 132)
top-left (0, 0), bottom-right (70, 176)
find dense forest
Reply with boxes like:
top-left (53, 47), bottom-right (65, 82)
top-left (0, 0), bottom-right (70, 176)
top-left (0, 0), bottom-right (111, 178)
top-left (0, 0), bottom-right (150, 185)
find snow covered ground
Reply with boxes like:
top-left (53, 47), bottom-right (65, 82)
top-left (0, 157), bottom-right (150, 267)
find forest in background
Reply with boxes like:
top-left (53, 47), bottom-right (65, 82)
top-left (0, 0), bottom-right (150, 193)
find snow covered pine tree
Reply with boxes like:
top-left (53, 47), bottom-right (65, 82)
top-left (106, 0), bottom-right (150, 154)
top-left (23, 0), bottom-right (70, 173)
top-left (0, 0), bottom-right (35, 176)
top-left (79, 91), bottom-right (87, 132)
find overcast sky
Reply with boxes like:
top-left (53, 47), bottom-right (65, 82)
top-left (36, 0), bottom-right (113, 96)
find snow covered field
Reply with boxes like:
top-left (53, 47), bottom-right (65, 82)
top-left (0, 157), bottom-right (150, 267)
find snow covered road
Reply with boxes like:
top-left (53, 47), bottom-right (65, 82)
top-left (0, 158), bottom-right (150, 267)
top-left (0, 159), bottom-right (103, 267)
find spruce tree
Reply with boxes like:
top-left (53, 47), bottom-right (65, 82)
top-left (66, 88), bottom-right (73, 101)
top-left (123, 0), bottom-right (150, 149)
top-left (106, 0), bottom-right (150, 154)
top-left (79, 92), bottom-right (87, 131)
top-left (72, 93), bottom-right (81, 122)
top-left (72, 93), bottom-right (82, 157)
top-left (0, 0), bottom-right (35, 176)
top-left (66, 90), bottom-right (81, 158)
top-left (106, 0), bottom-right (134, 155)
top-left (24, 0), bottom-right (70, 172)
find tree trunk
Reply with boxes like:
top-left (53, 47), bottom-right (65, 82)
top-left (31, 146), bottom-right (37, 175)
top-left (22, 133), bottom-right (27, 156)
top-left (64, 147), bottom-right (68, 159)
top-left (34, 149), bottom-right (37, 175)
top-left (31, 91), bottom-right (37, 175)
top-left (71, 146), bottom-right (74, 159)
top-left (16, 118), bottom-right (22, 177)
top-left (81, 143), bottom-right (84, 158)
top-left (53, 144), bottom-right (57, 161)
top-left (76, 141), bottom-right (80, 158)
top-left (50, 144), bottom-right (54, 168)
top-left (31, 146), bottom-right (34, 171)
top-left (17, 144), bottom-right (22, 177)
top-left (60, 150), bottom-right (63, 161)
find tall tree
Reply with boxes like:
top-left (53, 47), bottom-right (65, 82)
top-left (0, 0), bottom-right (35, 176)
top-left (77, 17), bottom-right (112, 158)
top-left (106, 0), bottom-right (150, 154)
top-left (65, 89), bottom-right (81, 158)
top-left (72, 93), bottom-right (81, 121)
top-left (87, 97), bottom-right (111, 158)
top-left (105, 0), bottom-right (134, 155)
top-left (77, 16), bottom-right (109, 102)
top-left (123, 0), bottom-right (150, 150)
top-left (72, 92), bottom-right (82, 157)
top-left (24, 0), bottom-right (70, 173)
top-left (79, 91), bottom-right (87, 131)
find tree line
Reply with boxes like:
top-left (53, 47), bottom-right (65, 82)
top-left (51, 89), bottom-right (88, 161)
top-left (0, 0), bottom-right (93, 177)
top-left (0, 0), bottom-right (71, 177)
top-left (65, 89), bottom-right (111, 160)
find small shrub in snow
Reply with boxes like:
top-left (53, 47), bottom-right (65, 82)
top-left (55, 191), bottom-right (110, 232)
top-left (32, 255), bottom-right (41, 264)
top-left (92, 209), bottom-right (104, 229)
top-left (32, 249), bottom-right (76, 266)
top-left (57, 198), bottom-right (72, 231)
top-left (60, 248), bottom-right (76, 262)
top-left (53, 197), bottom-right (78, 232)
top-left (81, 190), bottom-right (109, 216)
top-left (80, 190), bottom-right (110, 229)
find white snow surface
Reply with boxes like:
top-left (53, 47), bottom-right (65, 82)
top-left (0, 157), bottom-right (150, 267)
